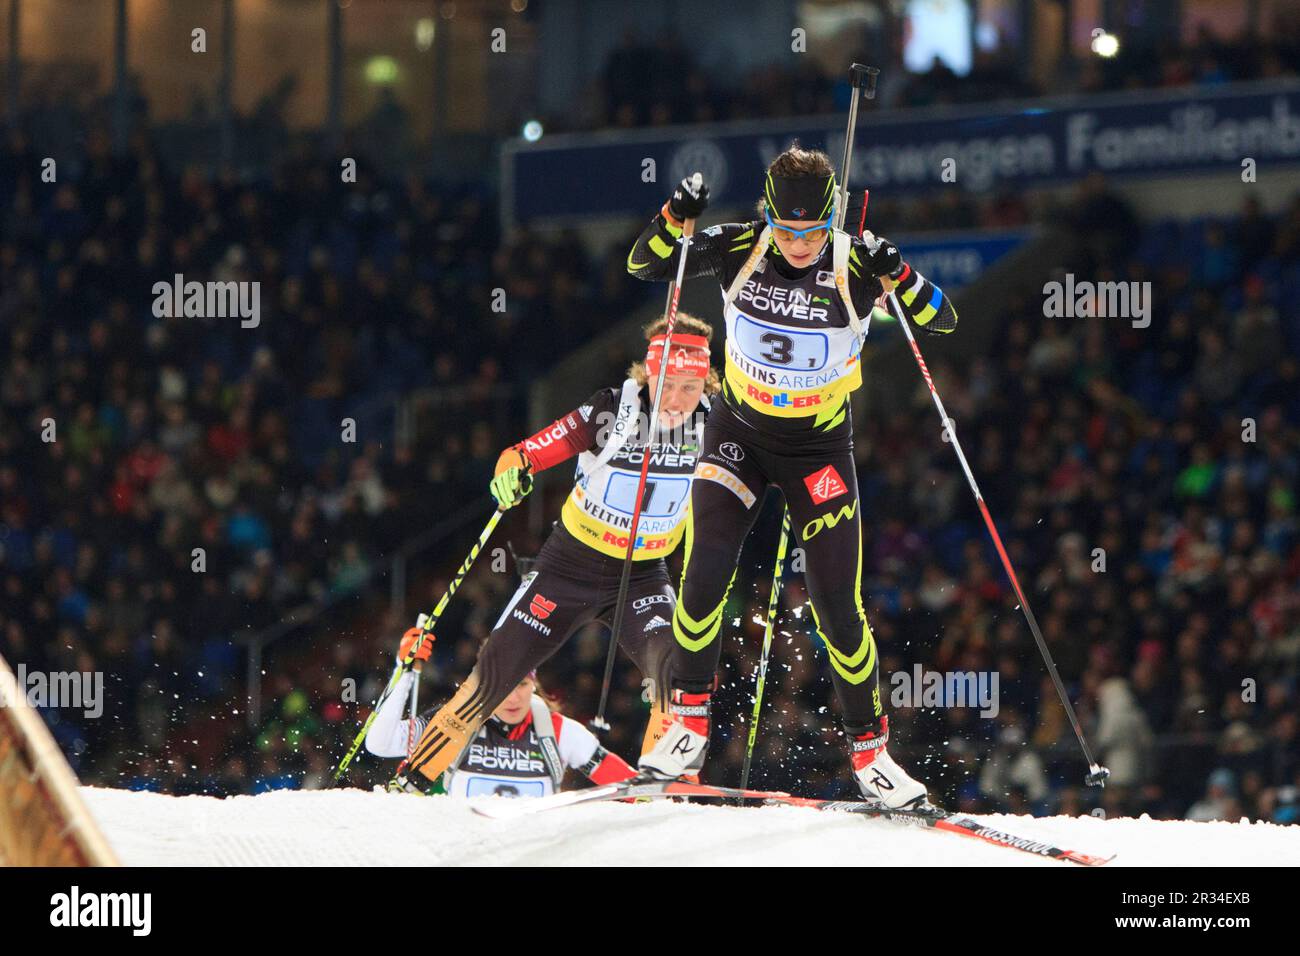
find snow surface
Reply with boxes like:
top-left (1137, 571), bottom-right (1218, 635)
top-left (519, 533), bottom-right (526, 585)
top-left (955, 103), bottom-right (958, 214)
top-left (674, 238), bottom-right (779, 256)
top-left (80, 786), bottom-right (1299, 866)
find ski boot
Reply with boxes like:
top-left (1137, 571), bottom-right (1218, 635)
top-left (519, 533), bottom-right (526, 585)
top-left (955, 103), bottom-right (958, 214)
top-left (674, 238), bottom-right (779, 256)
top-left (637, 688), bottom-right (710, 781)
top-left (848, 716), bottom-right (930, 810)
top-left (382, 760), bottom-right (442, 796)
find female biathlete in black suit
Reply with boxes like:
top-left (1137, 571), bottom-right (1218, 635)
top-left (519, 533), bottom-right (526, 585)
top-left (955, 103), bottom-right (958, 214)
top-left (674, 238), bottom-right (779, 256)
top-left (627, 147), bottom-right (958, 809)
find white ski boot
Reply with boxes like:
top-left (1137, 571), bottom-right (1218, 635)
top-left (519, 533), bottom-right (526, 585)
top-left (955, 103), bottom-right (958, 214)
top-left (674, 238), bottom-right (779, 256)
top-left (637, 689), bottom-right (710, 780)
top-left (849, 716), bottom-right (930, 810)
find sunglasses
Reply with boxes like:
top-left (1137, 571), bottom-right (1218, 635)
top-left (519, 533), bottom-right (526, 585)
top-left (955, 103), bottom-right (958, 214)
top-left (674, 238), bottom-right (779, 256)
top-left (764, 207), bottom-right (834, 243)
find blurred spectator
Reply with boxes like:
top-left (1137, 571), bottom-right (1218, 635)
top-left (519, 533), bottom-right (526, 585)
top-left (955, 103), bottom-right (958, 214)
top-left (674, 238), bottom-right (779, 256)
top-left (1186, 768), bottom-right (1243, 821)
top-left (1094, 676), bottom-right (1155, 789)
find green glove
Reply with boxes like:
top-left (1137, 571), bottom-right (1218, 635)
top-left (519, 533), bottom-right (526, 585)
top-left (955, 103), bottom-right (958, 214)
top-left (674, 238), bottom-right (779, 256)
top-left (489, 464), bottom-right (533, 510)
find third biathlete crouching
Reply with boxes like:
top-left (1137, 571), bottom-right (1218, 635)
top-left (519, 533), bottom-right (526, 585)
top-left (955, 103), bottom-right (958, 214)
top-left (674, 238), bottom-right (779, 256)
top-left (369, 627), bottom-right (634, 797)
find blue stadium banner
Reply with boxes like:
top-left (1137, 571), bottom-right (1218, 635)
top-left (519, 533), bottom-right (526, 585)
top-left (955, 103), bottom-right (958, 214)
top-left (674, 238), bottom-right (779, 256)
top-left (501, 80), bottom-right (1300, 228)
top-left (891, 230), bottom-right (1030, 291)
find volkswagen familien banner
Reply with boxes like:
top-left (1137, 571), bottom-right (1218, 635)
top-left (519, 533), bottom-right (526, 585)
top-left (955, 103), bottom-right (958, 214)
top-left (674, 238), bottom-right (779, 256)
top-left (501, 80), bottom-right (1300, 229)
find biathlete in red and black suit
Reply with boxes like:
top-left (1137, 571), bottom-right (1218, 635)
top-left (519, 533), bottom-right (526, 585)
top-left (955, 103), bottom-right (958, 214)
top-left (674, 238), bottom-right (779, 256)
top-left (394, 316), bottom-right (721, 791)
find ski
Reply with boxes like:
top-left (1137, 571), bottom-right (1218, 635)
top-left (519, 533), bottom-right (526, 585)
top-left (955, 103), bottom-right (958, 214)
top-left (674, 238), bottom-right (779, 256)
top-left (472, 777), bottom-right (1114, 865)
top-left (469, 777), bottom-right (792, 819)
top-left (759, 795), bottom-right (1115, 866)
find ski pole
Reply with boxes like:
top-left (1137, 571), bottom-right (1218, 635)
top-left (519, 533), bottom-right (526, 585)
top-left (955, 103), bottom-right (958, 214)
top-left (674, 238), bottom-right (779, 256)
top-left (885, 282), bottom-right (1109, 785)
top-left (406, 662), bottom-right (421, 758)
top-left (740, 507), bottom-right (791, 791)
top-left (590, 208), bottom-right (698, 731)
top-left (837, 66), bottom-right (1110, 783)
top-left (332, 505), bottom-right (505, 782)
top-left (834, 63), bottom-right (879, 231)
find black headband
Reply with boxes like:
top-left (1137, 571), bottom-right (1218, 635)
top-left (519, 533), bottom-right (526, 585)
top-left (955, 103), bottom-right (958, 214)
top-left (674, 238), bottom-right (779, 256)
top-left (764, 172), bottom-right (836, 221)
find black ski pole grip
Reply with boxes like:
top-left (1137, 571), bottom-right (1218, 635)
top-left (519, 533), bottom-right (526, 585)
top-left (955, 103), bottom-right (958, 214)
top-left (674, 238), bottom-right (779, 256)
top-left (849, 63), bottom-right (880, 99)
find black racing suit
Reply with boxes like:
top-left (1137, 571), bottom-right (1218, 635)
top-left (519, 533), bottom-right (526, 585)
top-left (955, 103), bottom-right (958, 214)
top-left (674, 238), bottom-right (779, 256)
top-left (627, 211), bottom-right (956, 733)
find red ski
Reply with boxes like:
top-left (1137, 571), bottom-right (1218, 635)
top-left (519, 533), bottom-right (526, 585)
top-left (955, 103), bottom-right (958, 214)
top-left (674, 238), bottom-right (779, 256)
top-left (472, 776), bottom-right (1115, 865)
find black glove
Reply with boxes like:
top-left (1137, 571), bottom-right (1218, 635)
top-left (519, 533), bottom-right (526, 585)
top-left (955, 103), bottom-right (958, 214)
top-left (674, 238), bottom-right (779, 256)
top-left (668, 173), bottom-right (709, 221)
top-left (861, 232), bottom-right (903, 280)
top-left (843, 189), bottom-right (903, 279)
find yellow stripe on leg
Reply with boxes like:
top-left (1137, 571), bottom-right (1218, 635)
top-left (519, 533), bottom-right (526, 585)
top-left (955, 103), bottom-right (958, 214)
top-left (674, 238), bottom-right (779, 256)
top-left (672, 507), bottom-right (735, 653)
top-left (807, 516), bottom-right (878, 684)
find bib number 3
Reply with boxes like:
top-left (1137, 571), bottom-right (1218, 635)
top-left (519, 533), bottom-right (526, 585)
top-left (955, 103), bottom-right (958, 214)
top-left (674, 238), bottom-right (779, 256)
top-left (759, 332), bottom-right (794, 366)
top-left (734, 315), bottom-right (829, 371)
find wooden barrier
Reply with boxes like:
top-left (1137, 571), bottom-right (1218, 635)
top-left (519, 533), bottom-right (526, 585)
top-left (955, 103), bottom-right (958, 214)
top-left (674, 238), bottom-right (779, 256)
top-left (0, 655), bottom-right (118, 866)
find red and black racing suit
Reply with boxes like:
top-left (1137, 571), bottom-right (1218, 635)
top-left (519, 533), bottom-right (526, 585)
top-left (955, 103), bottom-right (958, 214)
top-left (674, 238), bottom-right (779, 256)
top-left (405, 385), bottom-right (700, 783)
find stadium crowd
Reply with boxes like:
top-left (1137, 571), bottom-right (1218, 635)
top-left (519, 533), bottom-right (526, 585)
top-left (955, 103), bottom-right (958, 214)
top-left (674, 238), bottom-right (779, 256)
top-left (1, 112), bottom-right (1297, 822)
top-left (587, 17), bottom-right (1300, 131)
top-left (0, 124), bottom-right (633, 793)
